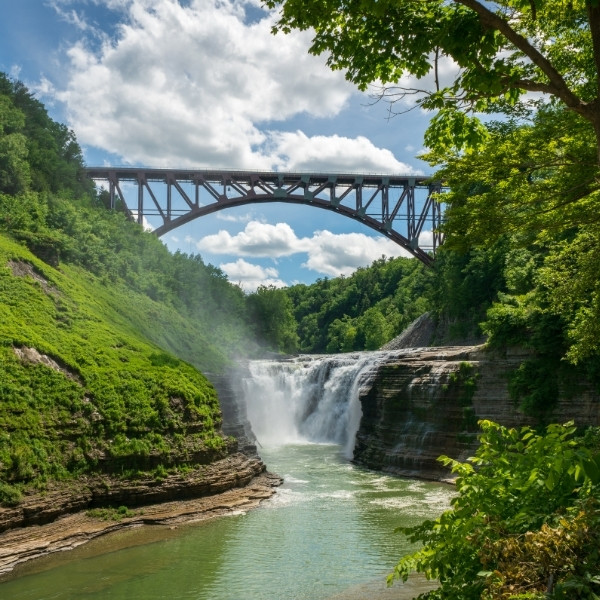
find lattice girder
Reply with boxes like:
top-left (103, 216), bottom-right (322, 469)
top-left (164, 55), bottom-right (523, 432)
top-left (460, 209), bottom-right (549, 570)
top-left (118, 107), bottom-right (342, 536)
top-left (85, 168), bottom-right (444, 266)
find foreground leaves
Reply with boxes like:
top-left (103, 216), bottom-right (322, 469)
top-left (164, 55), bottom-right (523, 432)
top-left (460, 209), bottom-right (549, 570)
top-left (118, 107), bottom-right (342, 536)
top-left (389, 421), bottom-right (600, 599)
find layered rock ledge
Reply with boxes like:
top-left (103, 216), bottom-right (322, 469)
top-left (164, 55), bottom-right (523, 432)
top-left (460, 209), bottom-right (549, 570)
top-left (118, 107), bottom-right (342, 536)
top-left (353, 345), bottom-right (600, 480)
top-left (0, 453), bottom-right (281, 576)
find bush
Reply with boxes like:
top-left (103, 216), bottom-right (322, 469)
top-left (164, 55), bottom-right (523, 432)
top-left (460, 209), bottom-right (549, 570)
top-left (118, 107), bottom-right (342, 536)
top-left (0, 482), bottom-right (22, 506)
top-left (389, 421), bottom-right (600, 599)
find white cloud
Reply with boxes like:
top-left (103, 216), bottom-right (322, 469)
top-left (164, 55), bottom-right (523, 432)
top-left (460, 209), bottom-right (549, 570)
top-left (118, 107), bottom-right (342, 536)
top-left (197, 221), bottom-right (308, 257)
top-left (53, 0), bottom-right (412, 173)
top-left (269, 131), bottom-right (420, 174)
top-left (301, 230), bottom-right (412, 277)
top-left (52, 4), bottom-right (94, 32)
top-left (195, 220), bottom-right (413, 281)
top-left (57, 0), bottom-right (346, 165)
top-left (129, 211), bottom-right (154, 231)
top-left (219, 258), bottom-right (286, 291)
top-left (418, 229), bottom-right (436, 250)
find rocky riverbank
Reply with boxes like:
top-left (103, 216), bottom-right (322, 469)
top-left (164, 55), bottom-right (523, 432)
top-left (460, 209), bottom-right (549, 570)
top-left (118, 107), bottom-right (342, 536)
top-left (0, 453), bottom-right (282, 577)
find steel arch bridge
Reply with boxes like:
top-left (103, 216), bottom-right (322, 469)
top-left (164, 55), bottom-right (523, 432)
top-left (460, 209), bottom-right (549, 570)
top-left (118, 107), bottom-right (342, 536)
top-left (84, 167), bottom-right (444, 266)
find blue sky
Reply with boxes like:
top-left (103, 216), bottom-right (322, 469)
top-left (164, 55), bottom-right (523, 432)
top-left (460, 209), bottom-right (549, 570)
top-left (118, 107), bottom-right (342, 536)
top-left (0, 0), bottom-right (440, 290)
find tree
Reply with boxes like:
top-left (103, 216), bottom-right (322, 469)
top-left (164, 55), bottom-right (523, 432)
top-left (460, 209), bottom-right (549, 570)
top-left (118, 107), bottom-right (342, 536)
top-left (326, 316), bottom-right (357, 352)
top-left (429, 107), bottom-right (598, 250)
top-left (247, 285), bottom-right (299, 353)
top-left (389, 421), bottom-right (600, 599)
top-left (0, 95), bottom-right (30, 194)
top-left (357, 306), bottom-right (392, 350)
top-left (265, 0), bottom-right (600, 160)
top-left (426, 105), bottom-right (600, 364)
top-left (0, 73), bottom-right (90, 196)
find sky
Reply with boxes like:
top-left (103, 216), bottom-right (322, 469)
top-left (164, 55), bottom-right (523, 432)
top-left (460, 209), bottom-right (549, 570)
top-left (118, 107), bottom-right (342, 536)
top-left (0, 0), bottom-right (439, 291)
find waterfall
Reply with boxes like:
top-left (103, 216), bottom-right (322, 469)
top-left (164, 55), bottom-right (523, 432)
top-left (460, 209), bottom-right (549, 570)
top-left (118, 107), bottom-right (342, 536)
top-left (241, 352), bottom-right (388, 458)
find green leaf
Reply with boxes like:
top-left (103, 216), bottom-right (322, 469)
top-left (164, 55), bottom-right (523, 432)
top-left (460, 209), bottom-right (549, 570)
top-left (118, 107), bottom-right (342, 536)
top-left (582, 458), bottom-right (600, 484)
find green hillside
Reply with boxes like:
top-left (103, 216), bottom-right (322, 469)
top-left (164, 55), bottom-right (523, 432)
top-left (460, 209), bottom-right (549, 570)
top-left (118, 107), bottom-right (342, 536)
top-left (283, 256), bottom-right (433, 353)
top-left (0, 234), bottom-right (230, 504)
top-left (0, 73), bottom-right (260, 506)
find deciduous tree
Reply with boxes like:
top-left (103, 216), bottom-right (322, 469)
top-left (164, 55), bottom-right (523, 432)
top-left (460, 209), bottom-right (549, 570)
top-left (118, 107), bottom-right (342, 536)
top-left (266, 0), bottom-right (600, 159)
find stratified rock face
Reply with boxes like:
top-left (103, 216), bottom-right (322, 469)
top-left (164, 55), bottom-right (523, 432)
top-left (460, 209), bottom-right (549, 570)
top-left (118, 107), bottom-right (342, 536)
top-left (353, 346), bottom-right (600, 480)
top-left (0, 452), bottom-right (268, 533)
top-left (208, 368), bottom-right (259, 455)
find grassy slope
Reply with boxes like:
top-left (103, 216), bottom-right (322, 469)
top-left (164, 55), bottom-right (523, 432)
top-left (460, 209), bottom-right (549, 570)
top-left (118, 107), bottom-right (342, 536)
top-left (0, 233), bottom-right (229, 505)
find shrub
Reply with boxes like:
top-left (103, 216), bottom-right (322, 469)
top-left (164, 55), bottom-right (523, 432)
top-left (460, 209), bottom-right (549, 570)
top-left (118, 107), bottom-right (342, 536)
top-left (389, 421), bottom-right (600, 599)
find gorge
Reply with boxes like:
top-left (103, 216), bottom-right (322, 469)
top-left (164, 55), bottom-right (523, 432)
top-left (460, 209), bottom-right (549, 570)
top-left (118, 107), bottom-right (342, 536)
top-left (219, 340), bottom-right (600, 482)
top-left (1, 344), bottom-right (464, 600)
top-left (2, 337), bottom-right (599, 597)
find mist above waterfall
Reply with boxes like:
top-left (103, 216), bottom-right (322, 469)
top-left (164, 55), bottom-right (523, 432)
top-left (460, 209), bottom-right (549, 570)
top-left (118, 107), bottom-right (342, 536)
top-left (241, 353), bottom-right (388, 458)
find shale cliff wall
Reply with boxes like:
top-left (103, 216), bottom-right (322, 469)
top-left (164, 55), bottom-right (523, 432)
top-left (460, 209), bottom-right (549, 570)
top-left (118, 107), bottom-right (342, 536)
top-left (209, 369), bottom-right (259, 455)
top-left (352, 345), bottom-right (600, 480)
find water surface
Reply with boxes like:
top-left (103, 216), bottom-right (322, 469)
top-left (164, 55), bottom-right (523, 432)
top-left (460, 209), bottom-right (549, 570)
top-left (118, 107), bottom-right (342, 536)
top-left (1, 444), bottom-right (452, 600)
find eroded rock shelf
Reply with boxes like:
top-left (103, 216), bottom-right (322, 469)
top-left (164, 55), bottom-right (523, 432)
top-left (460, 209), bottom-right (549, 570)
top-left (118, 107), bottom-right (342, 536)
top-left (353, 345), bottom-right (600, 480)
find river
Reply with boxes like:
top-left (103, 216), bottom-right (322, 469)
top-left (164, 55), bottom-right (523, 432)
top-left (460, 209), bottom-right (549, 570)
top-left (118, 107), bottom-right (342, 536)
top-left (0, 355), bottom-right (454, 600)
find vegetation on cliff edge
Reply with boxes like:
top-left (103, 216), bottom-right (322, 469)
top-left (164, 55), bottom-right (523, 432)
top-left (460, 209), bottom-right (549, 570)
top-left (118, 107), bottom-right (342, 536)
top-left (0, 72), bottom-right (261, 506)
top-left (390, 421), bottom-right (600, 599)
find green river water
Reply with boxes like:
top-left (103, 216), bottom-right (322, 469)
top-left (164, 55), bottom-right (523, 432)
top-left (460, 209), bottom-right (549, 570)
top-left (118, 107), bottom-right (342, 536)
top-left (0, 443), bottom-right (453, 600)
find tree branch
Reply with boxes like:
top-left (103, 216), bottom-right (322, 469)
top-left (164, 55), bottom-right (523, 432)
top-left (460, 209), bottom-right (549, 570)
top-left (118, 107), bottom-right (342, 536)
top-left (510, 79), bottom-right (557, 95)
top-left (453, 0), bottom-right (586, 113)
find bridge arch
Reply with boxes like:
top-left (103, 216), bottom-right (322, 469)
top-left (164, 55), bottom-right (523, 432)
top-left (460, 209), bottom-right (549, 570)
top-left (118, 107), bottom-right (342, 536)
top-left (84, 168), bottom-right (444, 266)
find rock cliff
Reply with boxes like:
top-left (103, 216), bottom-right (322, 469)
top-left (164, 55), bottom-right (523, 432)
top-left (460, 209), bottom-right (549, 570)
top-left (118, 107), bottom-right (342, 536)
top-left (0, 452), bottom-right (270, 534)
top-left (208, 368), bottom-right (259, 455)
top-left (353, 345), bottom-right (600, 480)
top-left (0, 462), bottom-right (282, 576)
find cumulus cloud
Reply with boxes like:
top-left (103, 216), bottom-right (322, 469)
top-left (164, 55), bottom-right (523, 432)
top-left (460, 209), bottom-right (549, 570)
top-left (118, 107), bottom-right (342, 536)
top-left (301, 230), bottom-right (412, 277)
top-left (269, 131), bottom-right (420, 174)
top-left (219, 258), bottom-right (286, 292)
top-left (197, 221), bottom-right (308, 257)
top-left (52, 0), bottom-right (415, 172)
top-left (418, 229), bottom-right (434, 248)
top-left (195, 220), bottom-right (413, 281)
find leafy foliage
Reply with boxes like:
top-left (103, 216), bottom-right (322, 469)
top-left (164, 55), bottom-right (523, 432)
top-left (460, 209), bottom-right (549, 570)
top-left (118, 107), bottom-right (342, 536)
top-left (247, 285), bottom-right (299, 353)
top-left (389, 421), bottom-right (600, 599)
top-left (423, 105), bottom-right (600, 415)
top-left (266, 0), bottom-right (600, 156)
top-left (429, 107), bottom-right (599, 252)
top-left (429, 242), bottom-right (508, 343)
top-left (249, 256), bottom-right (434, 353)
top-left (0, 73), bottom-right (91, 196)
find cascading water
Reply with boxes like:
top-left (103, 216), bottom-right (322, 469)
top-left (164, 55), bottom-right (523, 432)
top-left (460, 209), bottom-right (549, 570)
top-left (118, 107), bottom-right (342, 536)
top-left (241, 352), bottom-right (389, 458)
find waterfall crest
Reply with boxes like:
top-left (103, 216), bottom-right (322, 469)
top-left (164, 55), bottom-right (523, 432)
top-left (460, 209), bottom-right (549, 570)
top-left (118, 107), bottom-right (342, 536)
top-left (241, 352), bottom-right (390, 458)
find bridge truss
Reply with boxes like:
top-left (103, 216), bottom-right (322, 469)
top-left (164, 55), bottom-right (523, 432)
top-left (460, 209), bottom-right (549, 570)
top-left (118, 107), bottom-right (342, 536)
top-left (84, 168), bottom-right (444, 265)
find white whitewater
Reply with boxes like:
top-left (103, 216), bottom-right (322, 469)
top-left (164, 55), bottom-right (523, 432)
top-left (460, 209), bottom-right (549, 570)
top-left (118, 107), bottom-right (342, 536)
top-left (242, 352), bottom-right (391, 458)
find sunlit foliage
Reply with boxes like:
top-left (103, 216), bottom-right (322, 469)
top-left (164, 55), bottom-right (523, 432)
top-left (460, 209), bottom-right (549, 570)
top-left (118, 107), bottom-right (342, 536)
top-left (390, 421), bottom-right (600, 599)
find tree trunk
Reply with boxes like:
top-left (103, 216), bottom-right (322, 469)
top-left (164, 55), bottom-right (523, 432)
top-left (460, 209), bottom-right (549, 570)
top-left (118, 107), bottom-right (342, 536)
top-left (587, 2), bottom-right (600, 165)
